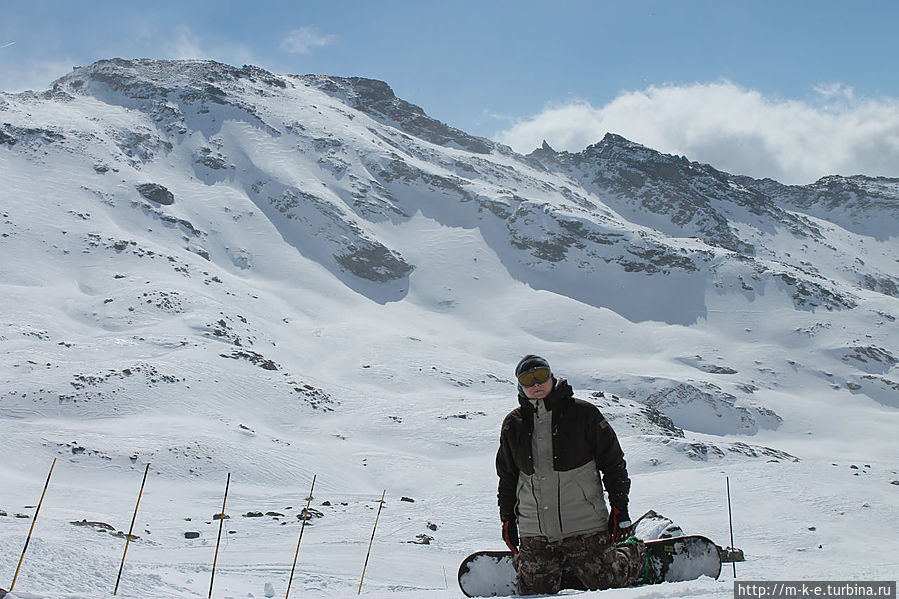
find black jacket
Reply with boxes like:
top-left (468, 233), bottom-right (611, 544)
top-left (495, 378), bottom-right (631, 522)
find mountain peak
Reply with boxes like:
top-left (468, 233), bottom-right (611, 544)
top-left (55, 58), bottom-right (288, 90)
top-left (301, 74), bottom-right (496, 154)
top-left (597, 132), bottom-right (644, 148)
top-left (50, 59), bottom-right (498, 156)
top-left (585, 132), bottom-right (659, 160)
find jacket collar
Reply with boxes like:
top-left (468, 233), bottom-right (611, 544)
top-left (518, 378), bottom-right (574, 412)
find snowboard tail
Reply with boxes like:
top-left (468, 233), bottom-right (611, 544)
top-left (458, 535), bottom-right (722, 597)
top-left (640, 534), bottom-right (722, 584)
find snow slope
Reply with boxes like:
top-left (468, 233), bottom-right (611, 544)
top-left (0, 59), bottom-right (897, 598)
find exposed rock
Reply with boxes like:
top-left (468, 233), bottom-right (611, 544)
top-left (303, 75), bottom-right (495, 154)
top-left (744, 174), bottom-right (899, 241)
top-left (439, 411), bottom-right (487, 420)
top-left (0, 124), bottom-right (65, 147)
top-left (220, 349), bottom-right (278, 370)
top-left (408, 534), bottom-right (433, 544)
top-left (774, 273), bottom-right (857, 311)
top-left (726, 442), bottom-right (799, 462)
top-left (676, 355), bottom-right (738, 374)
top-left (643, 381), bottom-right (782, 435)
top-left (136, 183), bottom-right (174, 205)
top-left (838, 346), bottom-right (897, 374)
top-left (297, 508), bottom-right (324, 521)
top-left (862, 274), bottom-right (899, 298)
top-left (70, 519), bottom-right (115, 531)
top-left (335, 242), bottom-right (413, 282)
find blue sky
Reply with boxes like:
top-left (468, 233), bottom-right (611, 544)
top-left (3, 0), bottom-right (899, 183)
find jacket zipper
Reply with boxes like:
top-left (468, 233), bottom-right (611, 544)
top-left (556, 477), bottom-right (563, 533)
top-left (531, 483), bottom-right (543, 536)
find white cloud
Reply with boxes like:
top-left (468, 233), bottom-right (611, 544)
top-left (494, 81), bottom-right (899, 185)
top-left (164, 25), bottom-right (211, 60)
top-left (160, 25), bottom-right (256, 67)
top-left (813, 82), bottom-right (855, 102)
top-left (0, 58), bottom-right (77, 92)
top-left (281, 27), bottom-right (336, 54)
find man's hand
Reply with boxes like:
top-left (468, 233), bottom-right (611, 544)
top-left (608, 505), bottom-right (634, 543)
top-left (502, 519), bottom-right (519, 554)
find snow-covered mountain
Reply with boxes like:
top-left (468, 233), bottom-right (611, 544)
top-left (1, 59), bottom-right (897, 599)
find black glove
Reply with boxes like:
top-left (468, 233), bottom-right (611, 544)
top-left (608, 505), bottom-right (634, 543)
top-left (502, 519), bottom-right (519, 554)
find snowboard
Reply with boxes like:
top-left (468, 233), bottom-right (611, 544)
top-left (457, 535), bottom-right (722, 597)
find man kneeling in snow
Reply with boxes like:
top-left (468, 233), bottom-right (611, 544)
top-left (496, 355), bottom-right (646, 594)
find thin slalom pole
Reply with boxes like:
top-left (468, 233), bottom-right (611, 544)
top-left (209, 473), bottom-right (231, 599)
top-left (10, 458), bottom-right (57, 592)
top-left (285, 474), bottom-right (317, 599)
top-left (114, 463), bottom-right (151, 595)
top-left (357, 490), bottom-right (386, 595)
top-left (726, 476), bottom-right (737, 578)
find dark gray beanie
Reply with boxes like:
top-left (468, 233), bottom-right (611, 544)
top-left (515, 354), bottom-right (551, 377)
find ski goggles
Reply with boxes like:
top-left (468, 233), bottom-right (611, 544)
top-left (517, 367), bottom-right (551, 387)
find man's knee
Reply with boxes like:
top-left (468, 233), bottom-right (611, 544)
top-left (615, 541), bottom-right (648, 585)
top-left (515, 540), bottom-right (562, 595)
top-left (569, 533), bottom-right (647, 589)
top-left (517, 571), bottom-right (562, 596)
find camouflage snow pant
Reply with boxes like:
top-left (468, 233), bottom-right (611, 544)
top-left (513, 532), bottom-right (646, 595)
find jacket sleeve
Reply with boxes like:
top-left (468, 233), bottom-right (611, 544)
top-left (495, 416), bottom-right (519, 522)
top-left (592, 409), bottom-right (631, 510)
